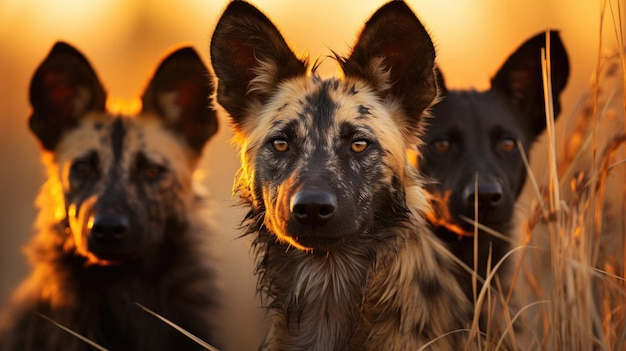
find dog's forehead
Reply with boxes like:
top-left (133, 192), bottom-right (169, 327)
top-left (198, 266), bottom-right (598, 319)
top-left (53, 112), bottom-right (117, 163)
top-left (258, 76), bottom-right (392, 136)
top-left (54, 112), bottom-right (186, 166)
top-left (432, 90), bottom-right (524, 134)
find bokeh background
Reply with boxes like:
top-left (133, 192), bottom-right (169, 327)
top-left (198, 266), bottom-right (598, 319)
top-left (0, 0), bottom-right (622, 350)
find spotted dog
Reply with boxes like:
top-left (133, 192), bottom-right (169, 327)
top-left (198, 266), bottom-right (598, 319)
top-left (210, 1), bottom-right (473, 350)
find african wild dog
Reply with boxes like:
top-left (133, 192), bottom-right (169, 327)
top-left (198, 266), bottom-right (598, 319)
top-left (210, 1), bottom-right (472, 350)
top-left (0, 42), bottom-right (221, 350)
top-left (418, 31), bottom-right (569, 323)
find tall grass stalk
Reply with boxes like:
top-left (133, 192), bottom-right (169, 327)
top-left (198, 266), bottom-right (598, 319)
top-left (36, 313), bottom-right (109, 351)
top-left (466, 2), bottom-right (625, 346)
top-left (134, 303), bottom-right (220, 351)
top-left (517, 8), bottom-right (626, 348)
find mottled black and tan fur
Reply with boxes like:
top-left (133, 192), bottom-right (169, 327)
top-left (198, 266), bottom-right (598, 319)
top-left (210, 1), bottom-right (472, 350)
top-left (0, 42), bottom-right (221, 350)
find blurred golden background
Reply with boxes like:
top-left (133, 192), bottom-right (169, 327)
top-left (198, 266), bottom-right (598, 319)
top-left (0, 0), bottom-right (622, 349)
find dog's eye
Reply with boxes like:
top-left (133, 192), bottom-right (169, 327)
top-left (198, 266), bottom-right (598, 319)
top-left (498, 138), bottom-right (517, 153)
top-left (141, 163), bottom-right (165, 180)
top-left (432, 140), bottom-right (451, 152)
top-left (71, 160), bottom-right (95, 178)
top-left (272, 139), bottom-right (289, 152)
top-left (351, 140), bottom-right (368, 153)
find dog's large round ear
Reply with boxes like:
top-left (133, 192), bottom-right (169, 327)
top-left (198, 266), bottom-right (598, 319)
top-left (210, 0), bottom-right (307, 130)
top-left (29, 41), bottom-right (107, 151)
top-left (341, 0), bottom-right (437, 132)
top-left (491, 30), bottom-right (570, 140)
top-left (141, 47), bottom-right (218, 153)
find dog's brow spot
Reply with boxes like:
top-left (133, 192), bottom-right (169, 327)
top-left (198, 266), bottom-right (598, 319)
top-left (94, 122), bottom-right (104, 130)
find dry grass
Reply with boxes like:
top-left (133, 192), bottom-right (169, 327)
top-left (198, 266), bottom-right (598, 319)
top-left (517, 4), bottom-right (625, 348)
top-left (461, 4), bottom-right (626, 349)
top-left (517, 55), bottom-right (625, 350)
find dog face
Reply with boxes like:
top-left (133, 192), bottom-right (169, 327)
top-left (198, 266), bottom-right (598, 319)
top-left (420, 31), bottom-right (569, 235)
top-left (29, 42), bottom-right (217, 264)
top-left (211, 1), bottom-right (437, 252)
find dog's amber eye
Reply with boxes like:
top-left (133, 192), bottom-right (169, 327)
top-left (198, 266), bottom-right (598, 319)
top-left (141, 163), bottom-right (165, 180)
top-left (272, 140), bottom-right (289, 152)
top-left (351, 140), bottom-right (368, 153)
top-left (498, 138), bottom-right (517, 153)
top-left (432, 140), bottom-right (450, 152)
top-left (72, 161), bottom-right (94, 177)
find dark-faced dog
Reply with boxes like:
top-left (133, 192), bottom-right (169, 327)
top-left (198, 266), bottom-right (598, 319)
top-left (0, 42), bottom-right (220, 350)
top-left (418, 31), bottom-right (569, 320)
top-left (210, 1), bottom-right (473, 350)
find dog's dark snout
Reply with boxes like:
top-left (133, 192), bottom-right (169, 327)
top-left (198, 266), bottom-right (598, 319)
top-left (90, 214), bottom-right (129, 242)
top-left (290, 189), bottom-right (337, 226)
top-left (463, 182), bottom-right (504, 208)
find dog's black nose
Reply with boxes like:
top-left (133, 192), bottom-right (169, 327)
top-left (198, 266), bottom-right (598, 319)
top-left (290, 189), bottom-right (337, 226)
top-left (463, 182), bottom-right (504, 209)
top-left (90, 214), bottom-right (129, 242)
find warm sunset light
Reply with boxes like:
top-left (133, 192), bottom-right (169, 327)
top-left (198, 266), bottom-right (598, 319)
top-left (425, 190), bottom-right (474, 238)
top-left (106, 97), bottom-right (143, 116)
top-left (0, 1), bottom-right (623, 350)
